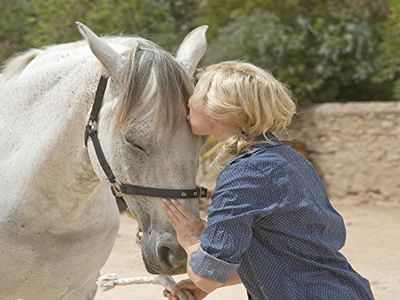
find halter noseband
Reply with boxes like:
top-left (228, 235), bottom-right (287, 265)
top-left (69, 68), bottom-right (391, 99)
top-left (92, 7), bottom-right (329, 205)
top-left (84, 75), bottom-right (208, 201)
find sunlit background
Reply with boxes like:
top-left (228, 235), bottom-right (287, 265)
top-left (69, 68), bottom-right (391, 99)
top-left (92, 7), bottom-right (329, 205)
top-left (1, 1), bottom-right (399, 299)
top-left (2, 0), bottom-right (400, 104)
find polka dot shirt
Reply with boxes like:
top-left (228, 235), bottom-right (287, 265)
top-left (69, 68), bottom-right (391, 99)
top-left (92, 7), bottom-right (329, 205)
top-left (190, 133), bottom-right (374, 300)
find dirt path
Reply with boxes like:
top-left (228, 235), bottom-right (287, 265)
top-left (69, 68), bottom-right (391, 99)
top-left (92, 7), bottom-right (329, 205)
top-left (95, 203), bottom-right (400, 300)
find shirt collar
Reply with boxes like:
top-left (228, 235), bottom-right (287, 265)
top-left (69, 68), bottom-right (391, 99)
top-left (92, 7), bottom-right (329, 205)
top-left (254, 132), bottom-right (282, 146)
top-left (234, 132), bottom-right (282, 159)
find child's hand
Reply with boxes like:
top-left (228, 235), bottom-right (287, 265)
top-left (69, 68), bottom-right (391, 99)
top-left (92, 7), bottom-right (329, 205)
top-left (162, 278), bottom-right (209, 300)
top-left (163, 199), bottom-right (206, 251)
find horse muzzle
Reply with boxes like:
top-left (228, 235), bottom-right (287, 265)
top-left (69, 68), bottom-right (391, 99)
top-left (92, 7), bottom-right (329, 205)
top-left (141, 232), bottom-right (187, 275)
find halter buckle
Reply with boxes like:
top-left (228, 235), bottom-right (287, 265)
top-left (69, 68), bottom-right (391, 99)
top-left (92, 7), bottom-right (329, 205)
top-left (198, 186), bottom-right (207, 198)
top-left (84, 119), bottom-right (98, 146)
top-left (111, 179), bottom-right (123, 197)
top-left (87, 119), bottom-right (97, 132)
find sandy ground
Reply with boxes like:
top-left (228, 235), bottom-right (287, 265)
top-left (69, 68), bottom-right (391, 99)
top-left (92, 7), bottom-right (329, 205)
top-left (95, 203), bottom-right (400, 300)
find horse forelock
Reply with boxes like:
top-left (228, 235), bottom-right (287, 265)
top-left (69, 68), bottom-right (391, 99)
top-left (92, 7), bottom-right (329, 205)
top-left (114, 40), bottom-right (193, 136)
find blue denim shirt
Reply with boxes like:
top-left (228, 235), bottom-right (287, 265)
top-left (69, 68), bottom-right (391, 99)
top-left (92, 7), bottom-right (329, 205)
top-left (190, 133), bottom-right (373, 299)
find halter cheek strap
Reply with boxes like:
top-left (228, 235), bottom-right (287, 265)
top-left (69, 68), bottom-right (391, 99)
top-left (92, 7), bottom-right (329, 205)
top-left (85, 76), bottom-right (208, 200)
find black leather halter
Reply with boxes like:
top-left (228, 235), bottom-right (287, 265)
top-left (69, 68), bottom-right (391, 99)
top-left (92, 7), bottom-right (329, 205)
top-left (84, 75), bottom-right (207, 200)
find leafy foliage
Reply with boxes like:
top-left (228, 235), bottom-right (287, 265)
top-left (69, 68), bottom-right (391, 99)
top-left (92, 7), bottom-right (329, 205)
top-left (0, 0), bottom-right (199, 61)
top-left (0, 0), bottom-right (398, 103)
top-left (197, 0), bottom-right (393, 104)
top-left (375, 0), bottom-right (400, 98)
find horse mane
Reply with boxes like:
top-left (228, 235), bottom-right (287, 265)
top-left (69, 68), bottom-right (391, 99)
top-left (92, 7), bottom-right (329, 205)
top-left (1, 38), bottom-right (192, 137)
top-left (114, 38), bottom-right (193, 136)
top-left (1, 49), bottom-right (43, 81)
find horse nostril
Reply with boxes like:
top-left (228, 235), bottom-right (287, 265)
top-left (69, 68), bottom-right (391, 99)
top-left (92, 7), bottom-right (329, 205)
top-left (157, 245), bottom-right (173, 267)
top-left (156, 241), bottom-right (187, 269)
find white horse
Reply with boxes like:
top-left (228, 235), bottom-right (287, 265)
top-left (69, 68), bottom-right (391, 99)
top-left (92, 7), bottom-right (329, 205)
top-left (0, 22), bottom-right (207, 300)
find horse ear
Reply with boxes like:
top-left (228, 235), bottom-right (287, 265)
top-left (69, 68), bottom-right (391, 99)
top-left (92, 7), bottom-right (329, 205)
top-left (176, 25), bottom-right (208, 77)
top-left (75, 22), bottom-right (125, 79)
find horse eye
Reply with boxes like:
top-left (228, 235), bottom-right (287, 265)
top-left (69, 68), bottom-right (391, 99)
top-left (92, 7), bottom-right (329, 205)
top-left (132, 143), bottom-right (146, 152)
top-left (124, 135), bottom-right (147, 154)
top-left (131, 143), bottom-right (148, 155)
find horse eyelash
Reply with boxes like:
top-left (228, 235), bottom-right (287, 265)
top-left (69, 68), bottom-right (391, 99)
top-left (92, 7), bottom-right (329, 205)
top-left (132, 143), bottom-right (146, 153)
top-left (123, 136), bottom-right (148, 155)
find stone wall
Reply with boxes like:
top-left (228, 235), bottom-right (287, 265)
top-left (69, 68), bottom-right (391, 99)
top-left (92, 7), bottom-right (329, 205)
top-left (290, 102), bottom-right (400, 205)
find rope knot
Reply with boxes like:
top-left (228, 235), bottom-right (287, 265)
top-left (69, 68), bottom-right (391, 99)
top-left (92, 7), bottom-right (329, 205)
top-left (96, 273), bottom-right (119, 290)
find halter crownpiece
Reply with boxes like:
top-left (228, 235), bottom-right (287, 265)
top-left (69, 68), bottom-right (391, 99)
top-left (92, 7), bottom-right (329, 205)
top-left (85, 75), bottom-right (208, 200)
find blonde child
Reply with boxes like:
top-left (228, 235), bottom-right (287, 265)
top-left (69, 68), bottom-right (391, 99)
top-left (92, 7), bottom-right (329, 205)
top-left (163, 61), bottom-right (373, 300)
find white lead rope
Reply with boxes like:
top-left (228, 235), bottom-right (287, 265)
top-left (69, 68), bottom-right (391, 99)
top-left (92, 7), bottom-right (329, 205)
top-left (96, 273), bottom-right (194, 300)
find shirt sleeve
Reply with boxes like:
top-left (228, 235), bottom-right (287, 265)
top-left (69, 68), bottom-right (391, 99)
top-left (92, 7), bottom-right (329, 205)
top-left (190, 158), bottom-right (289, 282)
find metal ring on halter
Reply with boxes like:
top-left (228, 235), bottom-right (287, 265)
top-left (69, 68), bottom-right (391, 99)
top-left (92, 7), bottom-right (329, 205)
top-left (87, 119), bottom-right (97, 132)
top-left (111, 179), bottom-right (123, 197)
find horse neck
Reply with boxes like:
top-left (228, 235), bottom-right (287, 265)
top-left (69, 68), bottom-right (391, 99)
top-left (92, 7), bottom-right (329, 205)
top-left (35, 79), bottom-right (104, 208)
top-left (28, 108), bottom-right (100, 215)
top-left (7, 67), bottom-right (105, 213)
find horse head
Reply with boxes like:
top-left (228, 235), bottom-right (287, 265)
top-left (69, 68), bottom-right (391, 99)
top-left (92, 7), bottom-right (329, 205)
top-left (77, 22), bottom-right (207, 275)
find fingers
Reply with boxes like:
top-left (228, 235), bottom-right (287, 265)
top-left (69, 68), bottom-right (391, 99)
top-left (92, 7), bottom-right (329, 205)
top-left (164, 199), bottom-right (200, 222)
top-left (171, 279), bottom-right (197, 295)
top-left (176, 280), bottom-right (189, 288)
top-left (165, 199), bottom-right (190, 219)
top-left (163, 289), bottom-right (175, 300)
top-left (163, 199), bottom-right (190, 226)
top-left (171, 199), bottom-right (192, 219)
top-left (182, 289), bottom-right (194, 299)
top-left (163, 200), bottom-right (180, 226)
top-left (175, 278), bottom-right (196, 290)
top-left (163, 288), bottom-right (180, 300)
top-left (164, 200), bottom-right (206, 231)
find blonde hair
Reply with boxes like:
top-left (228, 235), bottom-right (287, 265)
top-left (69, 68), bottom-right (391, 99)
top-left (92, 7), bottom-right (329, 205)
top-left (192, 61), bottom-right (296, 165)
